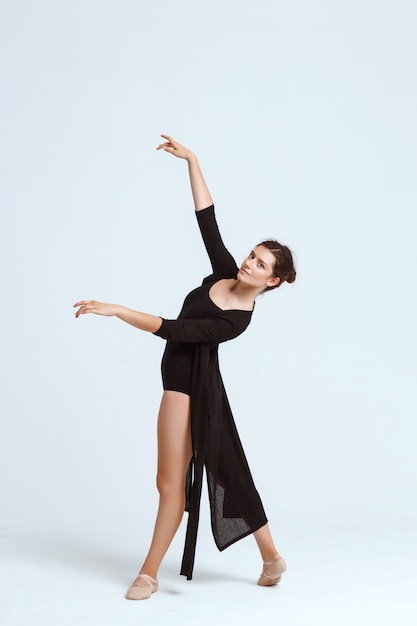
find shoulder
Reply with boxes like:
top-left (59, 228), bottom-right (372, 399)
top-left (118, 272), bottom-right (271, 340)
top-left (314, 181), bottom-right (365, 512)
top-left (202, 267), bottom-right (238, 285)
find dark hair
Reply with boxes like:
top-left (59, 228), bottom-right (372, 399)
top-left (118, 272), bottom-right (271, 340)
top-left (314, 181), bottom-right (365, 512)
top-left (259, 239), bottom-right (297, 291)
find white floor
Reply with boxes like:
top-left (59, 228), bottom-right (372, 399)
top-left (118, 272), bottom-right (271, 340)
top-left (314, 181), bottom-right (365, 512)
top-left (1, 512), bottom-right (416, 626)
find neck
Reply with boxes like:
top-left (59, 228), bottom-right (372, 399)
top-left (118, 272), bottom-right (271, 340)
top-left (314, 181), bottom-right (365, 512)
top-left (229, 278), bottom-right (264, 302)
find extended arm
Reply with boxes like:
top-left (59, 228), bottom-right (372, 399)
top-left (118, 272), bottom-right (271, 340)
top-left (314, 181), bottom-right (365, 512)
top-left (73, 300), bottom-right (163, 333)
top-left (157, 135), bottom-right (213, 211)
top-left (73, 300), bottom-right (248, 343)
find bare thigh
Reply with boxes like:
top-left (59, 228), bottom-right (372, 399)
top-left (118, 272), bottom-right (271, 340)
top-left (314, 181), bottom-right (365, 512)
top-left (157, 391), bottom-right (192, 488)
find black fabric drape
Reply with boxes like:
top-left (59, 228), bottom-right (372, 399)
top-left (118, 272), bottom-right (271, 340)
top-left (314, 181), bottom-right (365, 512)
top-left (154, 206), bottom-right (268, 580)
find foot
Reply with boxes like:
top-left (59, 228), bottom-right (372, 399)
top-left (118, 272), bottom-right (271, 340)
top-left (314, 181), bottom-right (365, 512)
top-left (125, 573), bottom-right (158, 600)
top-left (257, 556), bottom-right (287, 586)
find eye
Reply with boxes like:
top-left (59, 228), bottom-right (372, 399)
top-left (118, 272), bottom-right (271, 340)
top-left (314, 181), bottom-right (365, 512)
top-left (258, 262), bottom-right (265, 268)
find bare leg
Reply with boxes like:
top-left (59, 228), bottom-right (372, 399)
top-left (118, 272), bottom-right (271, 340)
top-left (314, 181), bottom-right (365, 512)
top-left (253, 524), bottom-right (280, 562)
top-left (254, 524), bottom-right (287, 586)
top-left (131, 391), bottom-right (192, 587)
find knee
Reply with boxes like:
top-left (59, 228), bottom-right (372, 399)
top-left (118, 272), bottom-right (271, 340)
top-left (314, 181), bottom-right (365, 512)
top-left (156, 473), bottom-right (185, 499)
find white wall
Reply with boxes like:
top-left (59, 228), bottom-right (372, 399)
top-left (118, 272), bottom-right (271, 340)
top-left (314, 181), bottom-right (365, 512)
top-left (1, 0), bottom-right (416, 538)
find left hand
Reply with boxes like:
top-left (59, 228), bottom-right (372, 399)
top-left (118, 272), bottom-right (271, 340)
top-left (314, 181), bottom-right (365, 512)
top-left (73, 300), bottom-right (118, 318)
top-left (156, 134), bottom-right (196, 161)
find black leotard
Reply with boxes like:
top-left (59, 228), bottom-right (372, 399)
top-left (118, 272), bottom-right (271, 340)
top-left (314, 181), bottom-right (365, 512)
top-left (160, 204), bottom-right (246, 395)
top-left (161, 281), bottom-right (228, 394)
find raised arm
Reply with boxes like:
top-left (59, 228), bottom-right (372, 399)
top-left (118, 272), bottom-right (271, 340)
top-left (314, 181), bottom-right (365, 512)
top-left (156, 135), bottom-right (213, 212)
top-left (157, 135), bottom-right (237, 274)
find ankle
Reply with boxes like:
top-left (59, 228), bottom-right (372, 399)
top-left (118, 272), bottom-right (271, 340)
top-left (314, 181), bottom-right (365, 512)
top-left (262, 551), bottom-right (280, 563)
top-left (139, 570), bottom-right (157, 581)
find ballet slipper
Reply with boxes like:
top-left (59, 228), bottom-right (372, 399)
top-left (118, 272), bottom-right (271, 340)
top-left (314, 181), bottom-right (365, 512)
top-left (125, 573), bottom-right (158, 600)
top-left (257, 556), bottom-right (287, 586)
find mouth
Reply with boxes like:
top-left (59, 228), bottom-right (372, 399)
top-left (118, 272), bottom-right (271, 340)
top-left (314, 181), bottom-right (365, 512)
top-left (240, 268), bottom-right (250, 276)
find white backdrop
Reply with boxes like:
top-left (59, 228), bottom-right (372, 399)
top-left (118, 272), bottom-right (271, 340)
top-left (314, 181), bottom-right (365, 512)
top-left (1, 1), bottom-right (416, 625)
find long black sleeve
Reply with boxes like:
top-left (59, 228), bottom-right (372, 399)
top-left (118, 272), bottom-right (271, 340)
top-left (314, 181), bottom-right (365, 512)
top-left (154, 312), bottom-right (250, 343)
top-left (196, 206), bottom-right (238, 275)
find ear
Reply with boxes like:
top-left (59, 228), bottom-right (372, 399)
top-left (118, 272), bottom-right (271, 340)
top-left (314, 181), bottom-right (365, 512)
top-left (266, 276), bottom-right (280, 288)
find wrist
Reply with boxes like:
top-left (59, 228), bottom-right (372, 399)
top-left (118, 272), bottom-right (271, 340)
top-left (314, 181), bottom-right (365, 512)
top-left (113, 304), bottom-right (124, 317)
top-left (186, 152), bottom-right (198, 165)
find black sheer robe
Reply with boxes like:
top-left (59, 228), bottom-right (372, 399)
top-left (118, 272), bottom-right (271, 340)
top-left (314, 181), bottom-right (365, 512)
top-left (154, 206), bottom-right (268, 580)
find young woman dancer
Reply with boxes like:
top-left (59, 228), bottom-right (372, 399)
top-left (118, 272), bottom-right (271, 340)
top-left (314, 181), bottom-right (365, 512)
top-left (74, 135), bottom-right (296, 600)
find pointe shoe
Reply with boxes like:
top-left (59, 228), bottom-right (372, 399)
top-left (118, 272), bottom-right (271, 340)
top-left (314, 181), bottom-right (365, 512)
top-left (125, 573), bottom-right (158, 600)
top-left (257, 556), bottom-right (287, 586)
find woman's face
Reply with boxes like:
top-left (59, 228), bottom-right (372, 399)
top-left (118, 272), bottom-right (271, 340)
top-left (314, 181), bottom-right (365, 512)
top-left (238, 245), bottom-right (280, 290)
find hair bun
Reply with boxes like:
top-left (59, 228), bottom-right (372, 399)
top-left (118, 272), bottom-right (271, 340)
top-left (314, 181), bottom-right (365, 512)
top-left (286, 269), bottom-right (296, 284)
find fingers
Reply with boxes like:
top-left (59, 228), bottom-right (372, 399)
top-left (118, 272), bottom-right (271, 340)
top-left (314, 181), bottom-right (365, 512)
top-left (73, 300), bottom-right (95, 318)
top-left (73, 299), bottom-right (95, 309)
top-left (156, 134), bottom-right (177, 151)
top-left (156, 142), bottom-right (174, 152)
top-left (156, 134), bottom-right (193, 160)
top-left (73, 300), bottom-right (90, 307)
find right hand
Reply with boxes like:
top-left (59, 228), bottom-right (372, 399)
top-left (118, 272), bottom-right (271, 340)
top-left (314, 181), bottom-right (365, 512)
top-left (73, 300), bottom-right (118, 318)
top-left (156, 135), bottom-right (195, 161)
